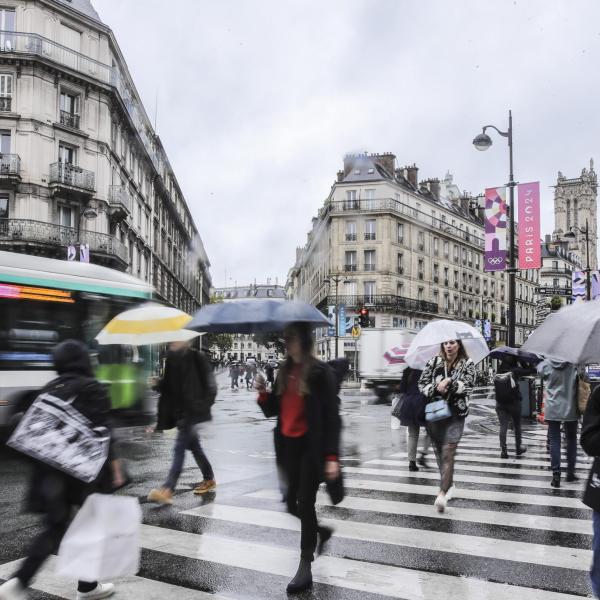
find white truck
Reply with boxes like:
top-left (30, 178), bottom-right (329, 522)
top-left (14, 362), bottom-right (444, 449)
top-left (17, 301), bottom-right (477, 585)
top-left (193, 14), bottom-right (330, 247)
top-left (358, 328), bottom-right (418, 402)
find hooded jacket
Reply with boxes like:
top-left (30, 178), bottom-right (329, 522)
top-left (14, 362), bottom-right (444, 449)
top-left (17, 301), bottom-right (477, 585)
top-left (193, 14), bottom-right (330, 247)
top-left (26, 340), bottom-right (114, 513)
top-left (538, 359), bottom-right (578, 422)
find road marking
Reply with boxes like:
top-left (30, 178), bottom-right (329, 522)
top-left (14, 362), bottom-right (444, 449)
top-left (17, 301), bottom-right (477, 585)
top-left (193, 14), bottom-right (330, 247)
top-left (247, 488), bottom-right (591, 534)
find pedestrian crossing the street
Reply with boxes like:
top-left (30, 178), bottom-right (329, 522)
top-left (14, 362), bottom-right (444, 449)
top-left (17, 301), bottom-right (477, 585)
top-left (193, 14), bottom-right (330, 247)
top-left (0, 425), bottom-right (594, 599)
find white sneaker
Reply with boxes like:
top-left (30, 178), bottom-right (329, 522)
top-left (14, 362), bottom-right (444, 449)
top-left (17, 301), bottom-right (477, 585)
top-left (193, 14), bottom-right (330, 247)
top-left (76, 583), bottom-right (115, 600)
top-left (446, 486), bottom-right (456, 501)
top-left (0, 578), bottom-right (26, 600)
top-left (434, 492), bottom-right (447, 513)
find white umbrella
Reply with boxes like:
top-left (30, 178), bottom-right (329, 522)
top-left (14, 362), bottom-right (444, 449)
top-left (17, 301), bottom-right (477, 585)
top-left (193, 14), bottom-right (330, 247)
top-left (96, 303), bottom-right (201, 346)
top-left (405, 319), bottom-right (489, 369)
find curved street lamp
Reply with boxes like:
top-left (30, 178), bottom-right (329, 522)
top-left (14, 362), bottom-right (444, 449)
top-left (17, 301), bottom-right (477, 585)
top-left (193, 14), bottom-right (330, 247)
top-left (564, 219), bottom-right (591, 301)
top-left (473, 110), bottom-right (516, 348)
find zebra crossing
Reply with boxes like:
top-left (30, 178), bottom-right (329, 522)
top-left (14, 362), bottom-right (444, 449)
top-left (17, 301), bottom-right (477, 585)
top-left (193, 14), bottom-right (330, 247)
top-left (0, 424), bottom-right (594, 599)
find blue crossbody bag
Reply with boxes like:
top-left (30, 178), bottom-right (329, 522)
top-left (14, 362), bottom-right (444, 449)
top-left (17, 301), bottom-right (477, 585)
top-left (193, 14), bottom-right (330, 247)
top-left (424, 360), bottom-right (453, 422)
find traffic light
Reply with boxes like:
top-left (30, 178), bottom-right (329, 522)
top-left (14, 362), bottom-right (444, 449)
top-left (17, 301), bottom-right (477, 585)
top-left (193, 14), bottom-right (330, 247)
top-left (359, 307), bottom-right (370, 327)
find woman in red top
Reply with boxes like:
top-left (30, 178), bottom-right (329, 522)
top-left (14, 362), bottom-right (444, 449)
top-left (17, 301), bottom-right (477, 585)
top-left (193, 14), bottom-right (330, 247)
top-left (256, 322), bottom-right (341, 594)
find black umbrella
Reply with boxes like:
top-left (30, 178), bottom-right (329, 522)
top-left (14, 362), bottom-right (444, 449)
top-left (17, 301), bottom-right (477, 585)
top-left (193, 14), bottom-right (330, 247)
top-left (488, 346), bottom-right (542, 365)
top-left (186, 299), bottom-right (331, 334)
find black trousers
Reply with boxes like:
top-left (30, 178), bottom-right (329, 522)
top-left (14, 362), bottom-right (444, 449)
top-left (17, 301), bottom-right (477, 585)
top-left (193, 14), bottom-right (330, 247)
top-left (496, 402), bottom-right (522, 451)
top-left (15, 505), bottom-right (97, 592)
top-left (281, 436), bottom-right (320, 560)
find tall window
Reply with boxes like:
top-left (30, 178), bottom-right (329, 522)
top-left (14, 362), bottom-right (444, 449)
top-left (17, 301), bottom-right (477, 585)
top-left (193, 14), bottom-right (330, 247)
top-left (393, 317), bottom-right (407, 327)
top-left (397, 282), bottom-right (404, 297)
top-left (0, 130), bottom-right (10, 153)
top-left (59, 91), bottom-right (80, 129)
top-left (0, 74), bottom-right (12, 112)
top-left (433, 237), bottom-right (439, 255)
top-left (345, 221), bottom-right (356, 241)
top-left (417, 231), bottom-right (425, 250)
top-left (365, 219), bottom-right (376, 240)
top-left (418, 259), bottom-right (424, 279)
top-left (365, 189), bottom-right (375, 210)
top-left (364, 249), bottom-right (376, 271)
top-left (443, 241), bottom-right (449, 257)
top-left (344, 250), bottom-right (357, 271)
top-left (344, 280), bottom-right (357, 297)
top-left (364, 281), bottom-right (376, 302)
top-left (57, 204), bottom-right (76, 228)
top-left (0, 9), bottom-right (15, 51)
top-left (397, 253), bottom-right (404, 273)
top-left (397, 222), bottom-right (404, 243)
top-left (344, 190), bottom-right (357, 210)
top-left (0, 195), bottom-right (8, 219)
top-left (59, 143), bottom-right (76, 165)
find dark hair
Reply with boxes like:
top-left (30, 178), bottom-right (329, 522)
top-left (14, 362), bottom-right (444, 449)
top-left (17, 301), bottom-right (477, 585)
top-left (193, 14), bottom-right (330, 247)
top-left (276, 322), bottom-right (315, 395)
top-left (284, 322), bottom-right (314, 356)
top-left (439, 339), bottom-right (469, 363)
top-left (52, 339), bottom-right (94, 377)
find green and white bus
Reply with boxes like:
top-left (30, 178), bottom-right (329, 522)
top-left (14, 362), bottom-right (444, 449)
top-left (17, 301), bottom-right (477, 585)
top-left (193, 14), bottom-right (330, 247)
top-left (0, 250), bottom-right (154, 428)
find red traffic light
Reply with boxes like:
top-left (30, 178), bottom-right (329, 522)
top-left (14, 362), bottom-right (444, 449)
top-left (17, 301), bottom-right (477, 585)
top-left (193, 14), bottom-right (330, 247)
top-left (360, 308), bottom-right (368, 316)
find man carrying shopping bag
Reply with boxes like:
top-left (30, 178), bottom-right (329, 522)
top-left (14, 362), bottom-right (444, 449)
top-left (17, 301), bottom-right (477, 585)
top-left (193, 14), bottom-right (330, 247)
top-left (147, 340), bottom-right (217, 504)
top-left (0, 340), bottom-right (125, 600)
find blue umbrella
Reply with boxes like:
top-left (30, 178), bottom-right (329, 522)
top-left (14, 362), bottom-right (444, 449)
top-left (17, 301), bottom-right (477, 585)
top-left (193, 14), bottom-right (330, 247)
top-left (488, 346), bottom-right (542, 365)
top-left (186, 299), bottom-right (331, 334)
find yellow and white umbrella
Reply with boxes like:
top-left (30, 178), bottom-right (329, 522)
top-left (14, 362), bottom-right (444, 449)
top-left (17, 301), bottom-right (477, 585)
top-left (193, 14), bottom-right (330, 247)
top-left (96, 303), bottom-right (201, 346)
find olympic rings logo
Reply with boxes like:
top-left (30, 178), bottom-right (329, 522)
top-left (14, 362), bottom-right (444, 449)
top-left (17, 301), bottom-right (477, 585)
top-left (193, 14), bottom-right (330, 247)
top-left (486, 257), bottom-right (504, 265)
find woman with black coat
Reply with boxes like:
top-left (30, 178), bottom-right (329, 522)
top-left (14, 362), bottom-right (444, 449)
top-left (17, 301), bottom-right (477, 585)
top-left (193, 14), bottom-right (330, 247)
top-left (255, 322), bottom-right (341, 594)
top-left (397, 367), bottom-right (430, 471)
top-left (0, 340), bottom-right (123, 600)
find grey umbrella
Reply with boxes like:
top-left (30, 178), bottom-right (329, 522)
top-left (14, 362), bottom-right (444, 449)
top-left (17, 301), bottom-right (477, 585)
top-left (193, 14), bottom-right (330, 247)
top-left (186, 299), bottom-right (331, 334)
top-left (521, 300), bottom-right (600, 364)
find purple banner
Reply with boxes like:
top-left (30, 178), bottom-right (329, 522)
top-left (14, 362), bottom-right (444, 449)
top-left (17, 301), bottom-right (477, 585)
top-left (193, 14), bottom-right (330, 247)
top-left (484, 187), bottom-right (507, 271)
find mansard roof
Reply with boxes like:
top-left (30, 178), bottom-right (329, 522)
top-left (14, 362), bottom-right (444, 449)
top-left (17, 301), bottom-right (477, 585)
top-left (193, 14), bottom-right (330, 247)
top-left (55, 0), bottom-right (102, 23)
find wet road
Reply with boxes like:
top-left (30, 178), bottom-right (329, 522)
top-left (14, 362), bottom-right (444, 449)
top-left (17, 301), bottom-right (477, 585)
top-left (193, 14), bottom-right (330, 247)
top-left (0, 372), bottom-right (593, 599)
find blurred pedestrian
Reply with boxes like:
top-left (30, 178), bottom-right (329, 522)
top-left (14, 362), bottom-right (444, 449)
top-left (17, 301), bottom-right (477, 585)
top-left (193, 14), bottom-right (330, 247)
top-left (538, 358), bottom-right (579, 488)
top-left (147, 341), bottom-right (217, 504)
top-left (255, 323), bottom-right (341, 594)
top-left (419, 339), bottom-right (475, 513)
top-left (265, 362), bottom-right (275, 388)
top-left (494, 356), bottom-right (535, 459)
top-left (581, 385), bottom-right (600, 597)
top-left (229, 363), bottom-right (239, 390)
top-left (0, 340), bottom-right (123, 600)
top-left (397, 366), bottom-right (430, 471)
top-left (245, 364), bottom-right (253, 389)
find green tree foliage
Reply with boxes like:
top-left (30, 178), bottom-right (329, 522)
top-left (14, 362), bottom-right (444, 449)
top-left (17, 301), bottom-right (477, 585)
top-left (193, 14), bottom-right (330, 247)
top-left (550, 295), bottom-right (563, 311)
top-left (253, 332), bottom-right (286, 357)
top-left (206, 333), bottom-right (233, 354)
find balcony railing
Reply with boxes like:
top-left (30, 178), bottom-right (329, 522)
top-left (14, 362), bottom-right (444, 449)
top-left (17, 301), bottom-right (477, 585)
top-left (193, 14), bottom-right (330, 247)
top-left (0, 153), bottom-right (20, 177)
top-left (364, 232), bottom-right (376, 241)
top-left (108, 185), bottom-right (132, 214)
top-left (0, 218), bottom-right (128, 264)
top-left (364, 264), bottom-right (376, 272)
top-left (344, 264), bottom-right (357, 272)
top-left (328, 198), bottom-right (485, 248)
top-left (345, 233), bottom-right (357, 241)
top-left (541, 267), bottom-right (572, 275)
top-left (59, 110), bottom-right (80, 129)
top-left (0, 96), bottom-right (11, 111)
top-left (49, 162), bottom-right (95, 193)
top-left (328, 294), bottom-right (438, 314)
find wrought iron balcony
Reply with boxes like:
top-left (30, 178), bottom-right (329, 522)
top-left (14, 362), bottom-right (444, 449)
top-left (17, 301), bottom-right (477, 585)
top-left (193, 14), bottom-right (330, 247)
top-left (59, 110), bottom-right (80, 129)
top-left (344, 264), bottom-right (357, 272)
top-left (0, 153), bottom-right (20, 182)
top-left (541, 267), bottom-right (573, 276)
top-left (345, 233), bottom-right (357, 241)
top-left (327, 294), bottom-right (438, 314)
top-left (364, 264), bottom-right (376, 272)
top-left (108, 185), bottom-right (132, 220)
top-left (0, 218), bottom-right (128, 265)
top-left (49, 162), bottom-right (95, 194)
top-left (364, 232), bottom-right (376, 241)
top-left (0, 96), bottom-right (11, 112)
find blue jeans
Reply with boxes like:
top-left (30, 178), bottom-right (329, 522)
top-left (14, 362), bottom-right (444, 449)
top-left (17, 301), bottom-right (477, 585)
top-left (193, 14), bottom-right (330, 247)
top-left (592, 511), bottom-right (600, 597)
top-left (164, 423), bottom-right (214, 490)
top-left (547, 420), bottom-right (578, 475)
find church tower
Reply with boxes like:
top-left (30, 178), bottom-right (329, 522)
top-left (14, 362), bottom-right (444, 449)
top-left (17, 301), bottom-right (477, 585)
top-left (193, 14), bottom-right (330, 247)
top-left (553, 159), bottom-right (598, 270)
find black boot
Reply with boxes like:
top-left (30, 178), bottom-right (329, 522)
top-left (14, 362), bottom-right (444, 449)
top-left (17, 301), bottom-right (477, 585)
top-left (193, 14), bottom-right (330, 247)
top-left (317, 525), bottom-right (333, 555)
top-left (417, 453), bottom-right (428, 469)
top-left (566, 471), bottom-right (579, 482)
top-left (286, 558), bottom-right (313, 594)
top-left (516, 445), bottom-right (527, 456)
top-left (409, 461), bottom-right (419, 472)
top-left (551, 473), bottom-right (561, 488)
top-left (500, 447), bottom-right (508, 459)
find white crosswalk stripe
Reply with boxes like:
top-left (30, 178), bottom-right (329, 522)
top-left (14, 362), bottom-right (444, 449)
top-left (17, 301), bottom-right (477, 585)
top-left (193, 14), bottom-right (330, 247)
top-left (1, 421), bottom-right (593, 598)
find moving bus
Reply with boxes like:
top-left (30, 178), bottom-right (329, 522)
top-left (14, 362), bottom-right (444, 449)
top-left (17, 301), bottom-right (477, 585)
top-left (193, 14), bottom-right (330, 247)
top-left (0, 251), bottom-right (154, 428)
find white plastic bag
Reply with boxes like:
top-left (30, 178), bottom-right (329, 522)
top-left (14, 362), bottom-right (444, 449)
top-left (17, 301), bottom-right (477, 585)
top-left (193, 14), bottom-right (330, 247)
top-left (56, 494), bottom-right (141, 581)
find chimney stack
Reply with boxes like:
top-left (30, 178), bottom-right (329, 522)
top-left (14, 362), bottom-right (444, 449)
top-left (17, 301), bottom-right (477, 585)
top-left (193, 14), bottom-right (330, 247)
top-left (405, 164), bottom-right (418, 188)
top-left (337, 170), bottom-right (344, 182)
top-left (428, 178), bottom-right (441, 200)
top-left (374, 152), bottom-right (396, 176)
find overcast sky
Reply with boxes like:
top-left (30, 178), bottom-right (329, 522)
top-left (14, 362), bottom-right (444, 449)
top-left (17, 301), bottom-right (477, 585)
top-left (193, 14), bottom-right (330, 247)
top-left (94, 0), bottom-right (600, 287)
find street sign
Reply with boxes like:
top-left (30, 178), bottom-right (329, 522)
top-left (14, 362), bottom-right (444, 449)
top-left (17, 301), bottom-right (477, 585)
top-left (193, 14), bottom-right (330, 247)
top-left (535, 287), bottom-right (572, 296)
top-left (351, 326), bottom-right (361, 338)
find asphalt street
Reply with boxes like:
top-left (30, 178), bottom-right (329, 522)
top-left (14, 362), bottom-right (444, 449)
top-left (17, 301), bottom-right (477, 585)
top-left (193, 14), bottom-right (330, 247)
top-left (0, 371), bottom-right (594, 599)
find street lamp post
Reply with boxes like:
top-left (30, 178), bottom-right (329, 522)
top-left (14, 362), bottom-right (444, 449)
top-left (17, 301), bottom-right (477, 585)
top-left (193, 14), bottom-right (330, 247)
top-left (564, 218), bottom-right (592, 301)
top-left (473, 110), bottom-right (516, 347)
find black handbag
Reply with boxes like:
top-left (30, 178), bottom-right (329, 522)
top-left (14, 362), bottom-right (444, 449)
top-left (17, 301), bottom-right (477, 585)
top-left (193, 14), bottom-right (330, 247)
top-left (583, 457), bottom-right (600, 511)
top-left (326, 470), bottom-right (345, 505)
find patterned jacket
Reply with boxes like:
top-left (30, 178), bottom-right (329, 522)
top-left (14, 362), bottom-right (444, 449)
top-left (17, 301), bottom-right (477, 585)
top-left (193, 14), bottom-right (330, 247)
top-left (418, 355), bottom-right (476, 417)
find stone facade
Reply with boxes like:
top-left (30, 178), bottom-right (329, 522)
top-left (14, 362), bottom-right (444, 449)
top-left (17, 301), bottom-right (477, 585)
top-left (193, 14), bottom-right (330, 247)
top-left (288, 152), bottom-right (539, 358)
top-left (553, 160), bottom-right (597, 271)
top-left (0, 0), bottom-right (211, 311)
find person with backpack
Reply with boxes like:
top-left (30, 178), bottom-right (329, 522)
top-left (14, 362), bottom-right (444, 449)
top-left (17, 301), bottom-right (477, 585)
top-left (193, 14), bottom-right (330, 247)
top-left (494, 356), bottom-right (536, 459)
top-left (0, 340), bottom-right (123, 600)
top-left (147, 340), bottom-right (217, 504)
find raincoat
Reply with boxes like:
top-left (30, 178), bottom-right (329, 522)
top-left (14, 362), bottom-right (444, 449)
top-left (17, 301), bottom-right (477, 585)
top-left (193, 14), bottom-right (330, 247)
top-left (538, 359), bottom-right (578, 422)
